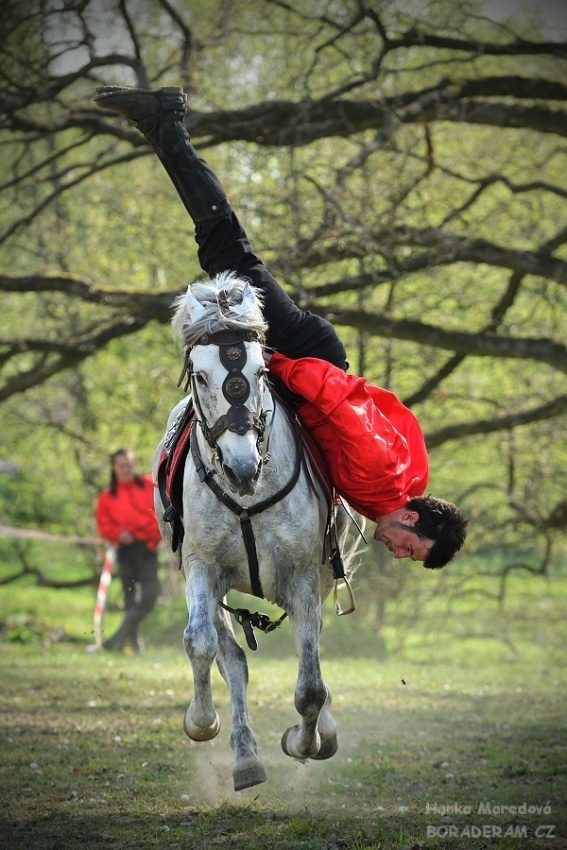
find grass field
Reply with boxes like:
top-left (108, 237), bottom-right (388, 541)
top-left (1, 566), bottom-right (566, 849)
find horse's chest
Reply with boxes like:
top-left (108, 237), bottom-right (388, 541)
top-left (186, 494), bottom-right (318, 567)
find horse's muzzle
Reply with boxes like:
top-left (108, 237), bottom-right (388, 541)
top-left (223, 457), bottom-right (263, 496)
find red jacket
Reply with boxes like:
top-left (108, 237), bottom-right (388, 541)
top-left (269, 353), bottom-right (429, 520)
top-left (95, 474), bottom-right (161, 551)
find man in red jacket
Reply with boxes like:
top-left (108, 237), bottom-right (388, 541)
top-left (93, 87), bottom-right (468, 568)
top-left (95, 449), bottom-right (161, 651)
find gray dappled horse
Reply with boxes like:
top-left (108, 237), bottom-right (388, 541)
top-left (153, 271), bottom-right (356, 791)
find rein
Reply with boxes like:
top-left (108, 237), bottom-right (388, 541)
top-left (190, 399), bottom-right (303, 600)
top-left (186, 325), bottom-right (299, 649)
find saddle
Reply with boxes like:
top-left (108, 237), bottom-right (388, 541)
top-left (155, 393), bottom-right (335, 553)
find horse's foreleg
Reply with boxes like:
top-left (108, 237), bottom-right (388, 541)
top-left (182, 561), bottom-right (221, 741)
top-left (215, 607), bottom-right (267, 791)
top-left (281, 594), bottom-right (336, 761)
top-left (311, 685), bottom-right (338, 760)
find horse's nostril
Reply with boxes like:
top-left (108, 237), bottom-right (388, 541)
top-left (223, 460), bottom-right (261, 496)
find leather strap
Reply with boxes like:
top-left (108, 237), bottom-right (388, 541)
top-left (190, 401), bottom-right (304, 599)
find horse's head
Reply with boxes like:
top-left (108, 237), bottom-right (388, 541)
top-left (172, 272), bottom-right (272, 496)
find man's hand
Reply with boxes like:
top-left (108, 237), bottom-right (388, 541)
top-left (117, 530), bottom-right (135, 544)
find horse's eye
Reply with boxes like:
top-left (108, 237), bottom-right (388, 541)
top-left (195, 372), bottom-right (208, 387)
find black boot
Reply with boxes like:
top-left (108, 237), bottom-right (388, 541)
top-left (93, 86), bottom-right (349, 368)
top-left (93, 85), bottom-right (229, 224)
top-left (93, 85), bottom-right (187, 127)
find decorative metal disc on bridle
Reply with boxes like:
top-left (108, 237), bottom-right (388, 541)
top-left (224, 375), bottom-right (249, 401)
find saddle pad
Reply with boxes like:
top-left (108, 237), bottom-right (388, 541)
top-left (156, 400), bottom-right (194, 516)
top-left (166, 420), bottom-right (193, 514)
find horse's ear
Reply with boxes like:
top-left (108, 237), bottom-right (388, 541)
top-left (185, 286), bottom-right (208, 324)
top-left (240, 281), bottom-right (257, 312)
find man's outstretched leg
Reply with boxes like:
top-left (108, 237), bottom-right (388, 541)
top-left (93, 86), bottom-right (347, 368)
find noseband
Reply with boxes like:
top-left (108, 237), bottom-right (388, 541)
top-left (178, 329), bottom-right (267, 450)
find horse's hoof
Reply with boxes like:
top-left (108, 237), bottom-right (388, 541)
top-left (183, 710), bottom-right (221, 741)
top-left (281, 725), bottom-right (299, 757)
top-left (233, 761), bottom-right (267, 791)
top-left (281, 725), bottom-right (317, 760)
top-left (312, 734), bottom-right (338, 760)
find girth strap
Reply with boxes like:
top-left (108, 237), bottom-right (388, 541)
top-left (190, 404), bottom-right (304, 600)
top-left (239, 511), bottom-right (262, 598)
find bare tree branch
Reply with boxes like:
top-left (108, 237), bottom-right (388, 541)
top-left (314, 305), bottom-right (567, 375)
top-left (426, 394), bottom-right (567, 447)
top-left (386, 28), bottom-right (567, 60)
top-left (293, 226), bottom-right (567, 289)
top-left (0, 316), bottom-right (152, 403)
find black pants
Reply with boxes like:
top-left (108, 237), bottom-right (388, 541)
top-left (139, 107), bottom-right (347, 369)
top-left (104, 541), bottom-right (160, 650)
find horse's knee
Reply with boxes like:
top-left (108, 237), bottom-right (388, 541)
top-left (183, 622), bottom-right (217, 661)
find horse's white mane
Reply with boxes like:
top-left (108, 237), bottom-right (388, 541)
top-left (172, 271), bottom-right (268, 351)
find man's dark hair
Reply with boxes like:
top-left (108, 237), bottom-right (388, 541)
top-left (407, 495), bottom-right (468, 569)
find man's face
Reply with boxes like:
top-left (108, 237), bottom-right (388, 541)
top-left (373, 521), bottom-right (433, 562)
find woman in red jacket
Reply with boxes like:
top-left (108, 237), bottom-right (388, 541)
top-left (95, 449), bottom-right (161, 652)
top-left (93, 86), bottom-right (468, 569)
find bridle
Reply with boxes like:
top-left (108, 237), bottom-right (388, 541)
top-left (177, 328), bottom-right (269, 456)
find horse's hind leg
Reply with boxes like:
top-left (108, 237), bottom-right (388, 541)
top-left (182, 561), bottom-right (221, 741)
top-left (215, 606), bottom-right (267, 791)
top-left (281, 587), bottom-right (336, 761)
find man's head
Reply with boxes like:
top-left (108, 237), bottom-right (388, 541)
top-left (374, 495), bottom-right (468, 568)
